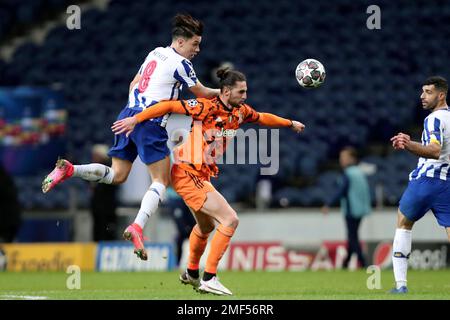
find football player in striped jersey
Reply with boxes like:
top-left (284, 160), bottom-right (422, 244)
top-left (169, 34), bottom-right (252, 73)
top-left (42, 14), bottom-right (219, 260)
top-left (390, 76), bottom-right (450, 294)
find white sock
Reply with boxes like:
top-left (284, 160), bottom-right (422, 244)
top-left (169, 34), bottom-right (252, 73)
top-left (73, 164), bottom-right (115, 184)
top-left (392, 228), bottom-right (412, 289)
top-left (134, 182), bottom-right (166, 229)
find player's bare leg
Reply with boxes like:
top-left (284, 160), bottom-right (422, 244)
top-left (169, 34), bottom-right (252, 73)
top-left (190, 208), bottom-right (216, 234)
top-left (191, 190), bottom-right (237, 295)
top-left (390, 209), bottom-right (414, 294)
top-left (199, 190), bottom-right (239, 229)
top-left (446, 227), bottom-right (450, 242)
top-left (110, 157), bottom-right (133, 184)
top-left (123, 156), bottom-right (170, 260)
top-left (396, 210), bottom-right (415, 230)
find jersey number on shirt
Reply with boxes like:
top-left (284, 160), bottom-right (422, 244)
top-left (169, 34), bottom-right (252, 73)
top-left (138, 60), bottom-right (157, 93)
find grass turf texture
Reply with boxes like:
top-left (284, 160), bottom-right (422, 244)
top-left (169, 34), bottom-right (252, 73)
top-left (1, 270), bottom-right (449, 300)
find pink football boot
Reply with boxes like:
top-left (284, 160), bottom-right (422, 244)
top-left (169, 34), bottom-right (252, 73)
top-left (123, 223), bottom-right (148, 260)
top-left (41, 159), bottom-right (74, 193)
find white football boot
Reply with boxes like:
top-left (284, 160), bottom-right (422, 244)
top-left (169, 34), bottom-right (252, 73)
top-left (198, 276), bottom-right (232, 296)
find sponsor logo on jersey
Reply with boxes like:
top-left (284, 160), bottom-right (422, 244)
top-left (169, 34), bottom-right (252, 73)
top-left (216, 128), bottom-right (237, 137)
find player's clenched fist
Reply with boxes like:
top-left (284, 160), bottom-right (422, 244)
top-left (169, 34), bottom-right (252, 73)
top-left (291, 120), bottom-right (305, 133)
top-left (390, 132), bottom-right (411, 150)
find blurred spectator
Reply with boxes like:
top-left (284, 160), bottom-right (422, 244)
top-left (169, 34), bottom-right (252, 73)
top-left (0, 164), bottom-right (22, 242)
top-left (90, 144), bottom-right (118, 241)
top-left (255, 178), bottom-right (272, 209)
top-left (322, 146), bottom-right (372, 269)
top-left (162, 187), bottom-right (196, 265)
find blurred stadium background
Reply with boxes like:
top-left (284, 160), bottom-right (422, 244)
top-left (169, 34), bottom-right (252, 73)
top-left (0, 0), bottom-right (449, 295)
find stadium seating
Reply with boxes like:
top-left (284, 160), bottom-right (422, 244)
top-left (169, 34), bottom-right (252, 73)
top-left (1, 0), bottom-right (448, 208)
top-left (0, 0), bottom-right (72, 42)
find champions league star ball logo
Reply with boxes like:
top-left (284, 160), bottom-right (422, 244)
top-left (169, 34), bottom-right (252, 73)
top-left (187, 99), bottom-right (198, 108)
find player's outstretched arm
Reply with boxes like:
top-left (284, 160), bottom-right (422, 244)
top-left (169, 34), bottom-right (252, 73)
top-left (111, 101), bottom-right (186, 137)
top-left (257, 112), bottom-right (305, 133)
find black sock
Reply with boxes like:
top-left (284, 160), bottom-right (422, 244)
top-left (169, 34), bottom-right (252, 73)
top-left (187, 268), bottom-right (199, 279)
top-left (203, 271), bottom-right (216, 281)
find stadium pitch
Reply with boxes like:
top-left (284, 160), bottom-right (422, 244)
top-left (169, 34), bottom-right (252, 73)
top-left (1, 270), bottom-right (449, 300)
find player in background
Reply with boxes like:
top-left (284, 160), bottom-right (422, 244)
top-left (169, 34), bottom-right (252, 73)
top-left (112, 67), bottom-right (305, 295)
top-left (41, 14), bottom-right (219, 260)
top-left (390, 76), bottom-right (450, 294)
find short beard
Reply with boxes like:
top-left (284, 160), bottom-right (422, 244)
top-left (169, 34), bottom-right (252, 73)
top-left (424, 98), bottom-right (438, 110)
top-left (429, 99), bottom-right (439, 110)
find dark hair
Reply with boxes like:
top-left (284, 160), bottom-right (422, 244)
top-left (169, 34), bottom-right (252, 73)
top-left (341, 146), bottom-right (358, 161)
top-left (423, 76), bottom-right (448, 96)
top-left (172, 14), bottom-right (203, 39)
top-left (216, 67), bottom-right (246, 90)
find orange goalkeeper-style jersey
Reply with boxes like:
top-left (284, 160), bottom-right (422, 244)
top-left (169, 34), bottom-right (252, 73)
top-left (135, 96), bottom-right (293, 177)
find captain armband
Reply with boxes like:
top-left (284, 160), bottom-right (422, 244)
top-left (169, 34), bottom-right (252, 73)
top-left (429, 134), bottom-right (441, 145)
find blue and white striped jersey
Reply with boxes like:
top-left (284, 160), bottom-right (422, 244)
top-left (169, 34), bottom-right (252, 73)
top-left (409, 108), bottom-right (450, 181)
top-left (127, 46), bottom-right (197, 125)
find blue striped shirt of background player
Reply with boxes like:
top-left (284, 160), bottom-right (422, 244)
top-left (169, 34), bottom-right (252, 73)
top-left (409, 108), bottom-right (450, 181)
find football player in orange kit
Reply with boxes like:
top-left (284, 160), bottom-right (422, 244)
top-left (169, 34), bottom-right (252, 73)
top-left (112, 67), bottom-right (305, 295)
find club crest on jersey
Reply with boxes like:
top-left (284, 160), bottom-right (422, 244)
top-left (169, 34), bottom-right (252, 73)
top-left (187, 99), bottom-right (198, 108)
top-left (238, 111), bottom-right (244, 124)
top-left (189, 69), bottom-right (196, 79)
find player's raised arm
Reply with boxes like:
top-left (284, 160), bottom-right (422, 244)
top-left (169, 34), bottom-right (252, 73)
top-left (111, 100), bottom-right (187, 137)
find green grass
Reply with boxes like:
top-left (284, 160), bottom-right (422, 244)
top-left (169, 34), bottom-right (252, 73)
top-left (1, 270), bottom-right (449, 300)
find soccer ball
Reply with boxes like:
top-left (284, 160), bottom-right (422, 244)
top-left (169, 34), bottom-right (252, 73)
top-left (295, 58), bottom-right (326, 88)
